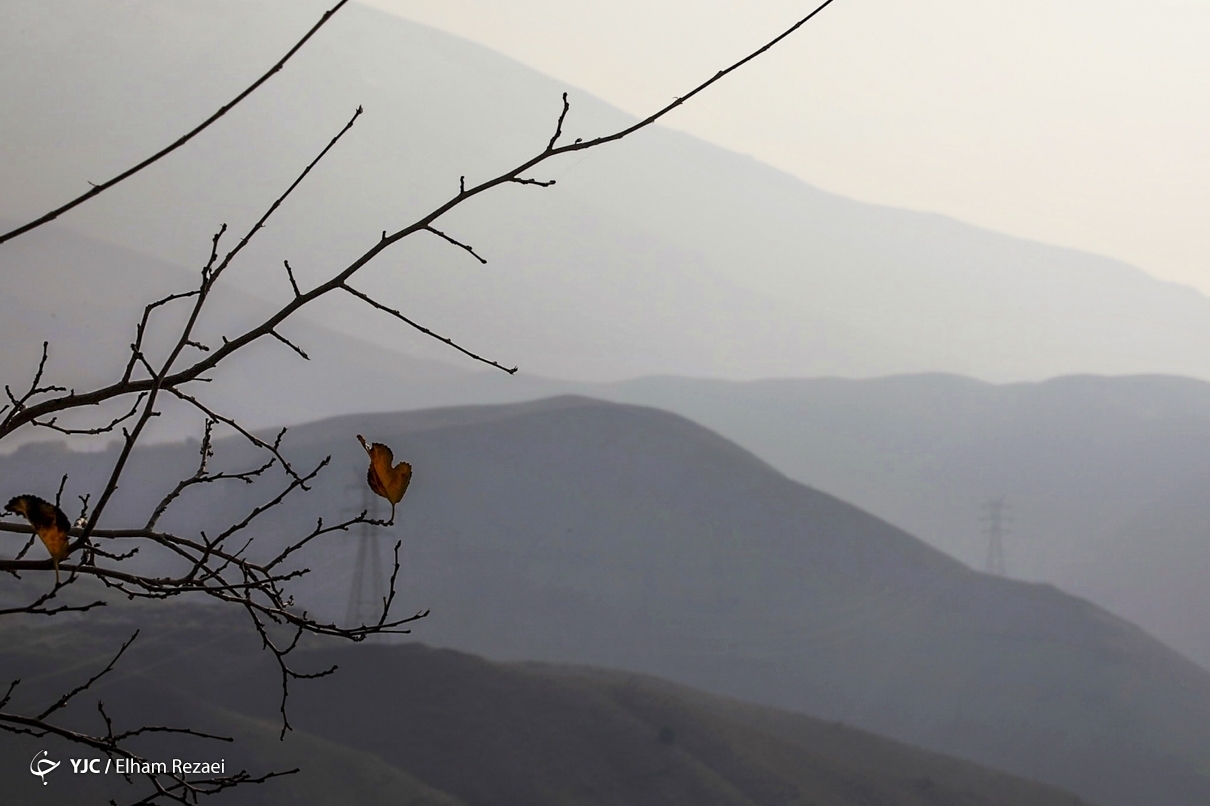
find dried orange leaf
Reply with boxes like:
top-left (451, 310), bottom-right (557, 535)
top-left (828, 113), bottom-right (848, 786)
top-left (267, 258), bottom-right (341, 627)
top-left (357, 435), bottom-right (412, 520)
top-left (5, 494), bottom-right (71, 583)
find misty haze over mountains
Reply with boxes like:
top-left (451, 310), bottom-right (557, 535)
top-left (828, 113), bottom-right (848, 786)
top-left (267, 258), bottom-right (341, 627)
top-left (6, 2), bottom-right (1210, 805)
top-left (9, 222), bottom-right (1210, 681)
top-left (6, 0), bottom-right (1210, 382)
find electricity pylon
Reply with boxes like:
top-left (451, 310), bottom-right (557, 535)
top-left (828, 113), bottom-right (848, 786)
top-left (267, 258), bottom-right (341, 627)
top-left (980, 496), bottom-right (1011, 577)
top-left (344, 478), bottom-right (385, 626)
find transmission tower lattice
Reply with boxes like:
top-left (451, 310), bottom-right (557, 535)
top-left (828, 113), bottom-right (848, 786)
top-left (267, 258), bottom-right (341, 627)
top-left (979, 496), bottom-right (1012, 576)
top-left (344, 478), bottom-right (385, 626)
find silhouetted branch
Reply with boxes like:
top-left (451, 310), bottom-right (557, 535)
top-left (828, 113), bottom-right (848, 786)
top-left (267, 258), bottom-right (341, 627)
top-left (207, 106), bottom-right (363, 288)
top-left (123, 289), bottom-right (204, 383)
top-left (283, 260), bottom-right (303, 297)
top-left (10, 534), bottom-right (37, 563)
top-left (341, 282), bottom-right (518, 373)
top-left (166, 389), bottom-right (301, 482)
top-left (31, 392), bottom-right (146, 436)
top-left (546, 91), bottom-right (571, 151)
top-left (36, 630), bottom-right (138, 720)
top-left (508, 176), bottom-right (557, 187)
top-left (0, 1), bottom-right (840, 800)
top-left (0, 0), bottom-right (352, 247)
top-left (425, 225), bottom-right (488, 264)
top-left (0, 597), bottom-right (105, 618)
top-left (144, 421), bottom-right (277, 530)
top-left (53, 474), bottom-right (69, 509)
top-left (75, 100), bottom-right (362, 534)
top-left (1, 342), bottom-right (66, 430)
top-left (269, 329), bottom-right (311, 361)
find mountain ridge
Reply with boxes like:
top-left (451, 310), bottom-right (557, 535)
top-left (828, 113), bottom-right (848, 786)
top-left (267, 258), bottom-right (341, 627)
top-left (7, 0), bottom-right (1210, 381)
top-left (4, 395), bottom-right (1209, 805)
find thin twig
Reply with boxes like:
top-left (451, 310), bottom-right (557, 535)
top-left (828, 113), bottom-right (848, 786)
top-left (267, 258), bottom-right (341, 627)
top-left (342, 283), bottom-right (518, 374)
top-left (269, 330), bottom-right (310, 361)
top-left (283, 260), bottom-right (302, 297)
top-left (208, 106), bottom-right (363, 287)
top-left (32, 393), bottom-right (146, 436)
top-left (0, 1), bottom-right (352, 246)
top-left (425, 225), bottom-right (487, 264)
top-left (546, 91), bottom-right (571, 151)
top-left (36, 631), bottom-right (139, 720)
top-left (508, 176), bottom-right (556, 187)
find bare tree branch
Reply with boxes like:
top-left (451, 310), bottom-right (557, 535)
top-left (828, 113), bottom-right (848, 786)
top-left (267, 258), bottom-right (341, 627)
top-left (31, 393), bottom-right (146, 436)
top-left (341, 282), bottom-right (518, 374)
top-left (546, 91), bottom-right (571, 151)
top-left (508, 176), bottom-right (556, 188)
top-left (208, 105), bottom-right (363, 288)
top-left (0, 2), bottom-right (841, 800)
top-left (36, 630), bottom-right (139, 720)
top-left (425, 225), bottom-right (488, 265)
top-left (269, 329), bottom-right (311, 361)
top-left (283, 259), bottom-right (303, 297)
top-left (0, 0), bottom-right (352, 247)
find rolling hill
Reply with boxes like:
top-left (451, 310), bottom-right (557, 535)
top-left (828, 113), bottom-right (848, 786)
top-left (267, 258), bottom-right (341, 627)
top-left (3, 397), bottom-right (1210, 806)
top-left (590, 373), bottom-right (1210, 671)
top-left (10, 252), bottom-right (1210, 689)
top-left (8, 227), bottom-right (1210, 723)
top-left (0, 598), bottom-right (1093, 806)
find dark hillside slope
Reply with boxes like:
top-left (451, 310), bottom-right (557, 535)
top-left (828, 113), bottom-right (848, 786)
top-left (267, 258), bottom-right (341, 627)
top-left (0, 598), bottom-right (462, 806)
top-left (3, 397), bottom-right (1210, 806)
top-left (281, 641), bottom-right (1096, 806)
top-left (0, 602), bottom-right (1090, 806)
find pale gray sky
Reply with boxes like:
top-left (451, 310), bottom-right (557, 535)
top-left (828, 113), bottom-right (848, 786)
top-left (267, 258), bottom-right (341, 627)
top-left (361, 0), bottom-right (1210, 294)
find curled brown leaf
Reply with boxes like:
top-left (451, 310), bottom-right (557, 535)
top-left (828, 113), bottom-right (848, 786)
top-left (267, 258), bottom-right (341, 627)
top-left (357, 435), bottom-right (412, 522)
top-left (5, 494), bottom-right (71, 583)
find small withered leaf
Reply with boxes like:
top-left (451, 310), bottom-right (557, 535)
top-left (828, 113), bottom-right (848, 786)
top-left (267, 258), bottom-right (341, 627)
top-left (357, 435), bottom-right (412, 521)
top-left (5, 494), bottom-right (71, 583)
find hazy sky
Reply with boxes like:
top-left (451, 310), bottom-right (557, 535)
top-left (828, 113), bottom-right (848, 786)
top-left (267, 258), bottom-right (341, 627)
top-left (361, 0), bottom-right (1210, 294)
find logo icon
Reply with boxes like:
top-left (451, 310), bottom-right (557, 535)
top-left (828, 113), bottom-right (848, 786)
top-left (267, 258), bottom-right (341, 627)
top-left (29, 750), bottom-right (60, 785)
